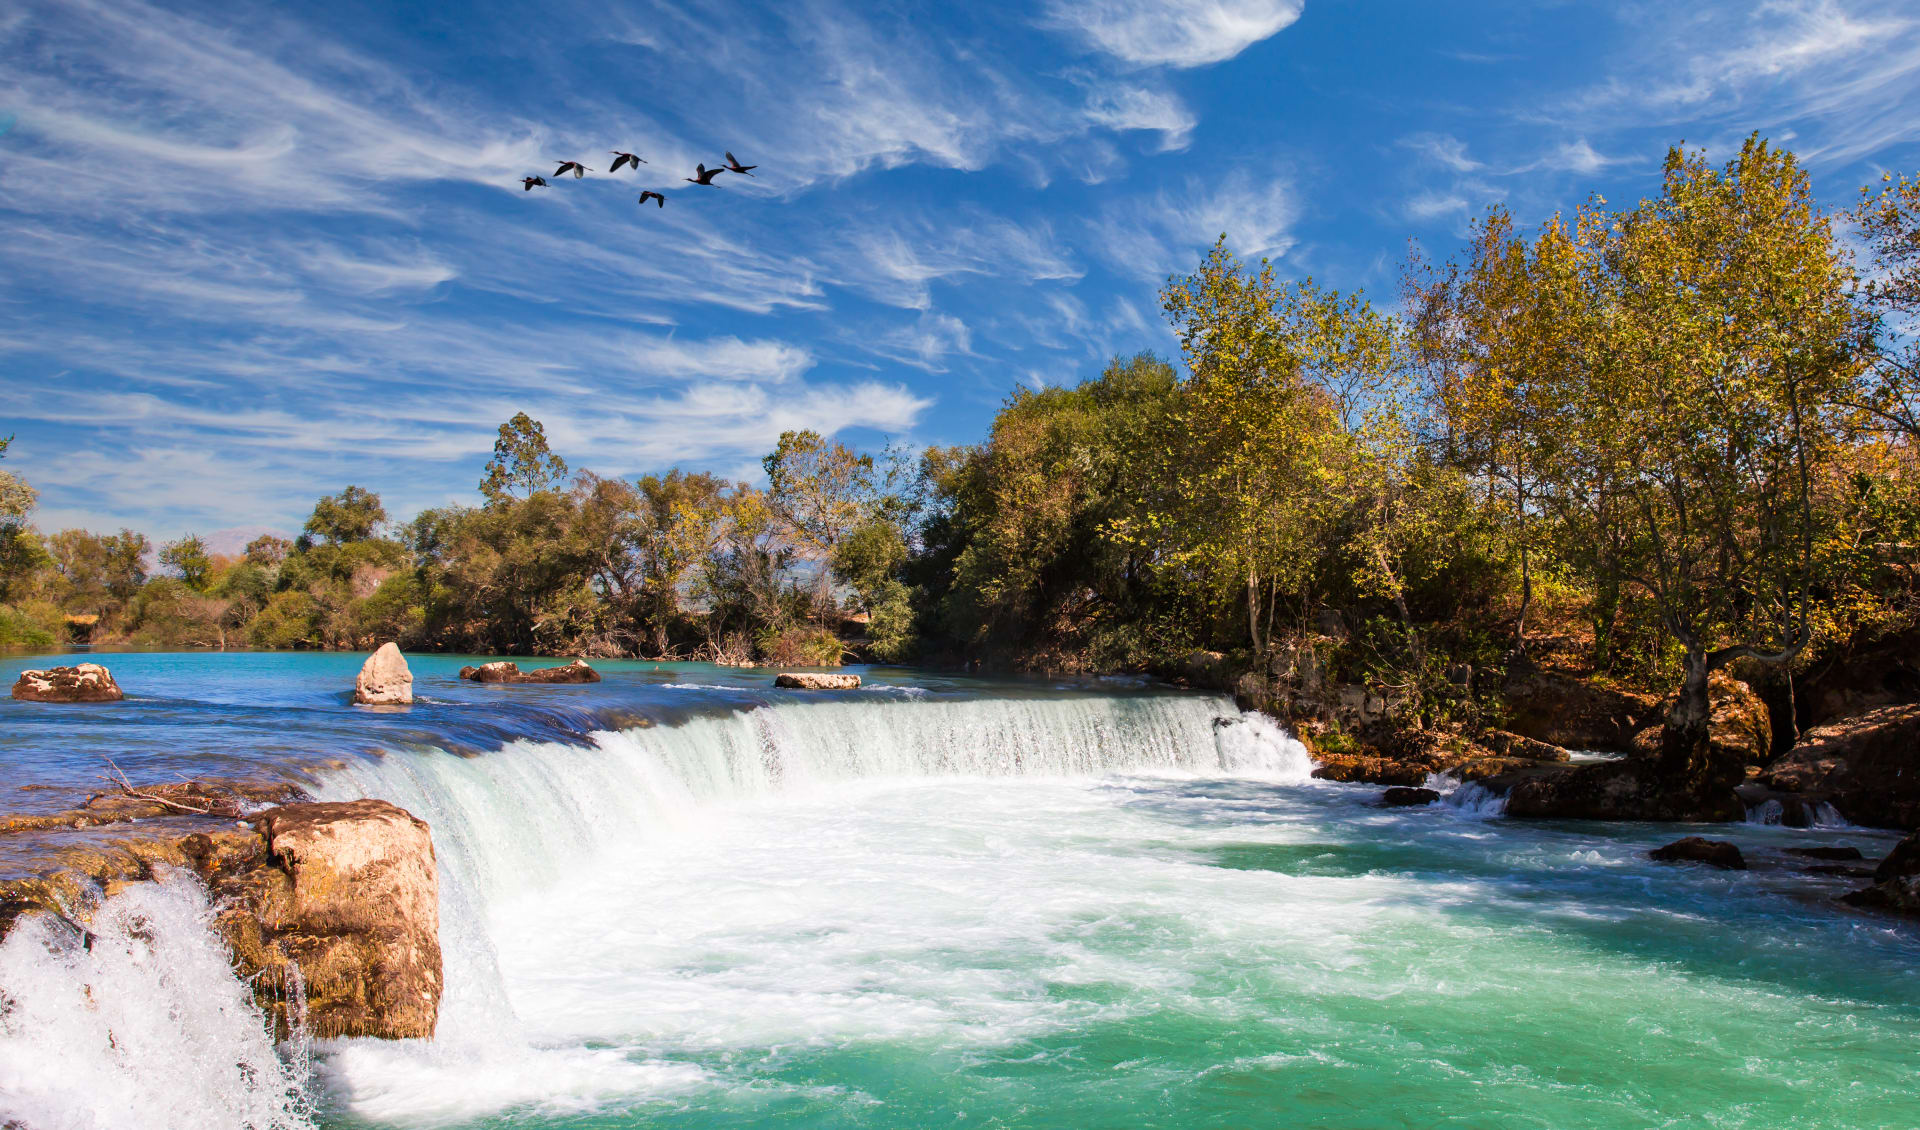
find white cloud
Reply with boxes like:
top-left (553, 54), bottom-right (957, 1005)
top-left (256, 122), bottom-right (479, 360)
top-left (1398, 133), bottom-right (1483, 173)
top-left (1046, 0), bottom-right (1305, 68)
top-left (1083, 86), bottom-right (1198, 151)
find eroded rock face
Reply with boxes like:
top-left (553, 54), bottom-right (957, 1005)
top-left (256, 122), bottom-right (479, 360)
top-left (1478, 730), bottom-right (1571, 763)
top-left (1650, 836), bottom-right (1747, 870)
top-left (1631, 672), bottom-right (1773, 765)
top-left (11, 663), bottom-right (123, 703)
top-left (1500, 667), bottom-right (1659, 751)
top-left (233, 800), bottom-right (442, 1039)
top-left (1506, 759), bottom-right (1744, 822)
top-left (460, 659), bottom-right (601, 684)
top-left (354, 642), bottom-right (413, 706)
top-left (775, 672), bottom-right (862, 690)
top-left (1762, 704), bottom-right (1920, 831)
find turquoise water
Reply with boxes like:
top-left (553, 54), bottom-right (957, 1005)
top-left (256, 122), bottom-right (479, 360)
top-left (1, 653), bottom-right (1916, 1129)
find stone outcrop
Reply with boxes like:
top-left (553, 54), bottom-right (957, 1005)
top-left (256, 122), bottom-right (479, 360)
top-left (1506, 759), bottom-right (1744, 822)
top-left (1630, 672), bottom-right (1773, 765)
top-left (458, 659), bottom-right (600, 684)
top-left (0, 795), bottom-right (442, 1041)
top-left (1308, 726), bottom-right (1567, 788)
top-left (1650, 837), bottom-right (1747, 870)
top-left (775, 672), bottom-right (862, 690)
top-left (1381, 786), bottom-right (1441, 807)
top-left (1761, 703), bottom-right (1920, 830)
top-left (1500, 665), bottom-right (1659, 751)
top-left (11, 662), bottom-right (123, 703)
top-left (1841, 831), bottom-right (1920, 917)
top-left (1478, 730), bottom-right (1570, 763)
top-left (353, 642), bottom-right (413, 706)
top-left (1786, 845), bottom-right (1864, 861)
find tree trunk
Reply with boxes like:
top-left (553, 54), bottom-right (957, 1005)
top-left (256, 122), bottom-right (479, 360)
top-left (1246, 569), bottom-right (1265, 656)
top-left (1660, 646), bottom-right (1713, 779)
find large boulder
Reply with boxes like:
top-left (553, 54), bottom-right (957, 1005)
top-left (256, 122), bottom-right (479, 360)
top-left (1841, 831), bottom-right (1920, 918)
top-left (1650, 837), bottom-right (1747, 870)
top-left (1499, 666), bottom-right (1660, 751)
top-left (220, 800), bottom-right (442, 1039)
top-left (1478, 729), bottom-right (1571, 762)
top-left (1762, 703), bottom-right (1920, 830)
top-left (11, 663), bottom-right (123, 703)
top-left (1506, 759), bottom-right (1744, 822)
top-left (775, 672), bottom-right (861, 690)
top-left (353, 642), bottom-right (413, 706)
top-left (459, 659), bottom-right (600, 685)
top-left (1381, 786), bottom-right (1441, 807)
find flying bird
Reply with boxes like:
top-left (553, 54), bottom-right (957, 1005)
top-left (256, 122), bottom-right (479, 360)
top-left (684, 163), bottom-right (726, 186)
top-left (609, 150), bottom-right (648, 173)
top-left (521, 176), bottom-right (548, 191)
top-left (723, 151), bottom-right (757, 176)
top-left (554, 160), bottom-right (592, 179)
top-left (638, 191), bottom-right (666, 208)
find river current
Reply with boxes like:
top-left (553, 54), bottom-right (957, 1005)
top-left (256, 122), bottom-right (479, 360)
top-left (1, 652), bottom-right (1915, 1129)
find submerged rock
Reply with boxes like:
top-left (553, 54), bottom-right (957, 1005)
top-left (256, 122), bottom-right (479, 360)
top-left (11, 663), bottom-right (123, 703)
top-left (1842, 831), bottom-right (1920, 918)
top-left (353, 642), bottom-right (413, 705)
top-left (460, 659), bottom-right (600, 684)
top-left (1763, 704), bottom-right (1920, 830)
top-left (775, 672), bottom-right (861, 690)
top-left (1506, 760), bottom-right (1744, 822)
top-left (1650, 837), bottom-right (1747, 870)
top-left (1786, 846), bottom-right (1864, 861)
top-left (1380, 786), bottom-right (1441, 807)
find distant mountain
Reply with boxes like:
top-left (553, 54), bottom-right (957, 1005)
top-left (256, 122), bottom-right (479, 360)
top-left (201, 526), bottom-right (291, 559)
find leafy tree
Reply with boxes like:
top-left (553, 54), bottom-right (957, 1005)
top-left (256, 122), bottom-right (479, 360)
top-left (303, 486), bottom-right (386, 546)
top-left (1850, 172), bottom-right (1920, 440)
top-left (160, 534), bottom-right (213, 591)
top-left (481, 412), bottom-right (570, 503)
top-left (0, 435), bottom-right (43, 603)
top-left (244, 534), bottom-right (292, 567)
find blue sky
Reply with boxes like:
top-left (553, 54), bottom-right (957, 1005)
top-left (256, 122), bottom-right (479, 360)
top-left (3, 0), bottom-right (1918, 546)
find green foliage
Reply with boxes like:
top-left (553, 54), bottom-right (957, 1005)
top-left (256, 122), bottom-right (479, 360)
top-left (0, 603), bottom-right (58, 651)
top-left (481, 413), bottom-right (570, 503)
top-left (160, 534), bottom-right (212, 591)
top-left (249, 590), bottom-right (324, 649)
top-left (756, 623), bottom-right (844, 666)
top-left (303, 486), bottom-right (386, 546)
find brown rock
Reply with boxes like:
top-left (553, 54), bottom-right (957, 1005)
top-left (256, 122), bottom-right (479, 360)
top-left (1478, 729), bottom-right (1571, 762)
top-left (1786, 846), bottom-right (1864, 861)
top-left (1506, 759), bottom-right (1744, 822)
top-left (1875, 831), bottom-right (1920, 884)
top-left (461, 659), bottom-right (601, 684)
top-left (1633, 672), bottom-right (1774, 764)
top-left (353, 642), bottom-right (413, 706)
top-left (1381, 786), bottom-right (1441, 807)
top-left (1762, 703), bottom-right (1920, 831)
top-left (1499, 667), bottom-right (1660, 751)
top-left (1841, 831), bottom-right (1920, 917)
top-left (775, 672), bottom-right (862, 690)
top-left (1650, 836), bottom-right (1747, 870)
top-left (11, 663), bottom-right (123, 703)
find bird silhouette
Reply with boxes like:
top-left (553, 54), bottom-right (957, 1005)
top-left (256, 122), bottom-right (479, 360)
top-left (554, 160), bottom-right (591, 179)
top-left (684, 163), bottom-right (726, 186)
top-left (723, 151), bottom-right (757, 176)
top-left (609, 151), bottom-right (647, 173)
top-left (638, 191), bottom-right (667, 208)
top-left (521, 176), bottom-right (549, 191)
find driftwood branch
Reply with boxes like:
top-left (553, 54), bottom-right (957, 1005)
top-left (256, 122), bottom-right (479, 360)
top-left (93, 760), bottom-right (224, 816)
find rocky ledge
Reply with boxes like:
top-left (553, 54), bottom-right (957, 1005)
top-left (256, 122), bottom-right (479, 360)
top-left (1842, 831), bottom-right (1920, 918)
top-left (776, 672), bottom-right (862, 690)
top-left (0, 795), bottom-right (441, 1040)
top-left (458, 659), bottom-right (600, 684)
top-left (11, 662), bottom-right (124, 703)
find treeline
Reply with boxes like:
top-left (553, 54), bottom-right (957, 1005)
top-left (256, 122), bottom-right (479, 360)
top-left (3, 137), bottom-right (1919, 767)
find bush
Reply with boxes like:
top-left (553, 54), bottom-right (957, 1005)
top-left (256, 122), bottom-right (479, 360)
top-left (0, 603), bottom-right (57, 651)
top-left (757, 623), bottom-right (844, 666)
top-left (249, 590), bottom-right (323, 649)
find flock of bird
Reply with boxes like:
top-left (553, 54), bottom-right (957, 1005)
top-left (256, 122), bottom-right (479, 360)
top-left (519, 150), bottom-right (758, 210)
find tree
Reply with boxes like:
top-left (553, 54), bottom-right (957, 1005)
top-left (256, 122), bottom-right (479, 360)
top-left (1569, 138), bottom-right (1867, 781)
top-left (0, 433), bottom-right (44, 603)
top-left (244, 534), bottom-right (292, 567)
top-left (1849, 171), bottom-right (1920, 441)
top-left (481, 412), bottom-right (570, 503)
top-left (160, 534), bottom-right (213, 591)
top-left (303, 486), bottom-right (386, 545)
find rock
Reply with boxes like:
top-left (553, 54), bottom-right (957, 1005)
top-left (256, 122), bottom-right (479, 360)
top-left (239, 800), bottom-right (442, 1039)
top-left (460, 659), bottom-right (601, 685)
top-left (1842, 831), bottom-right (1920, 917)
top-left (1762, 704), bottom-right (1920, 831)
top-left (775, 672), bottom-right (861, 690)
top-left (1499, 667), bottom-right (1660, 751)
top-left (1807, 864), bottom-right (1877, 878)
top-left (1178, 650), bottom-right (1233, 690)
top-left (10, 663), bottom-right (123, 703)
top-left (1478, 729), bottom-right (1570, 762)
top-left (1506, 759), bottom-right (1744, 822)
top-left (1381, 786), bottom-right (1441, 807)
top-left (1649, 836), bottom-right (1747, 870)
top-left (1786, 846), bottom-right (1864, 861)
top-left (1799, 626), bottom-right (1920, 727)
top-left (353, 642), bottom-right (413, 706)
top-left (1632, 672), bottom-right (1775, 765)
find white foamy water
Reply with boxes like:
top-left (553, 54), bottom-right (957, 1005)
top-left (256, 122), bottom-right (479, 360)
top-left (0, 877), bottom-right (312, 1130)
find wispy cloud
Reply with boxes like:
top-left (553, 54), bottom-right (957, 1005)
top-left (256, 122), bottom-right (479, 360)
top-left (1045, 0), bottom-right (1305, 68)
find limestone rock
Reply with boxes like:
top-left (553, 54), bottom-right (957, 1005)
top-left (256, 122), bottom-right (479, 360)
top-left (1478, 729), bottom-right (1570, 762)
top-left (1506, 759), bottom-right (1744, 822)
top-left (775, 672), bottom-right (862, 690)
top-left (1762, 704), bottom-right (1920, 831)
top-left (244, 799), bottom-right (442, 1039)
top-left (460, 659), bottom-right (600, 684)
top-left (1650, 837), bottom-right (1747, 870)
top-left (1381, 786), bottom-right (1441, 807)
top-left (353, 642), bottom-right (413, 706)
top-left (11, 663), bottom-right (123, 703)
top-left (1499, 666), bottom-right (1660, 751)
top-left (1632, 672), bottom-right (1774, 765)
